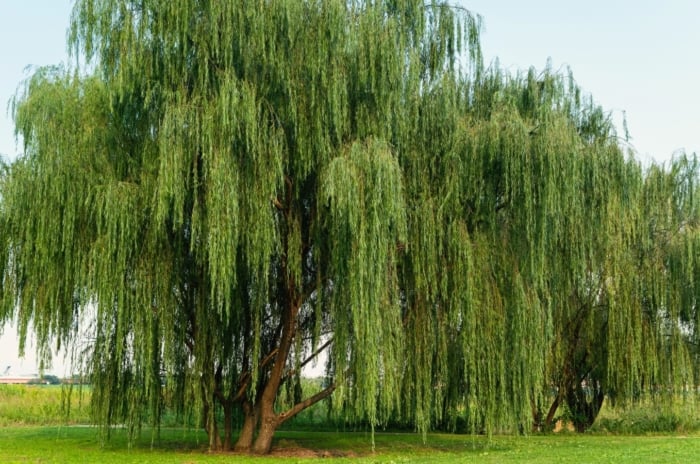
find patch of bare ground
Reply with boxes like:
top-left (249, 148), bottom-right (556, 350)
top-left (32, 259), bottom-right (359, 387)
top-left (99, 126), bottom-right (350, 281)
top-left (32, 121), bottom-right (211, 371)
top-left (553, 419), bottom-right (575, 433)
top-left (269, 447), bottom-right (358, 458)
top-left (269, 440), bottom-right (358, 458)
top-left (208, 448), bottom-right (357, 459)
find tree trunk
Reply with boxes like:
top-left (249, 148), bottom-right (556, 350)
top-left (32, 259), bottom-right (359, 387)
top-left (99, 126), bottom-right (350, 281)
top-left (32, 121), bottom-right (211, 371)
top-left (204, 402), bottom-right (222, 451)
top-left (531, 399), bottom-right (543, 432)
top-left (252, 411), bottom-right (279, 455)
top-left (566, 378), bottom-right (605, 432)
top-left (249, 282), bottom-right (298, 454)
top-left (543, 387), bottom-right (564, 431)
top-left (222, 400), bottom-right (233, 451)
top-left (234, 401), bottom-right (258, 452)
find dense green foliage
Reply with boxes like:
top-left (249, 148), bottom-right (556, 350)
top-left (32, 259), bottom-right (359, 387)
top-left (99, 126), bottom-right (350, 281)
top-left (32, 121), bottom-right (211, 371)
top-left (2, 0), bottom-right (700, 454)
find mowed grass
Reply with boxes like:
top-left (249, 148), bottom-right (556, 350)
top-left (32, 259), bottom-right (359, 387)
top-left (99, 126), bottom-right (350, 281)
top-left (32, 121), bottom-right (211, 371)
top-left (3, 386), bottom-right (700, 462)
top-left (1, 427), bottom-right (700, 463)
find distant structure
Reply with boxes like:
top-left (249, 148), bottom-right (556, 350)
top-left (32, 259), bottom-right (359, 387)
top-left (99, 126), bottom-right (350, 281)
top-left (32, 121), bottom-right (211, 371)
top-left (0, 376), bottom-right (34, 384)
top-left (0, 366), bottom-right (57, 384)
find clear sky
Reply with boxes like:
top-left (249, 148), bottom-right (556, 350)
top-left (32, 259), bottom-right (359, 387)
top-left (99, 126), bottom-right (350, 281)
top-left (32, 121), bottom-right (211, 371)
top-left (0, 1), bottom-right (698, 374)
top-left (466, 0), bottom-right (700, 164)
top-left (0, 0), bottom-right (75, 376)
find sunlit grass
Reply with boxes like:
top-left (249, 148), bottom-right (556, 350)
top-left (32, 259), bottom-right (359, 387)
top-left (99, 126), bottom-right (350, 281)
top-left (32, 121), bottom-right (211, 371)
top-left (1, 427), bottom-right (700, 463)
top-left (0, 385), bottom-right (91, 426)
top-left (3, 386), bottom-right (700, 462)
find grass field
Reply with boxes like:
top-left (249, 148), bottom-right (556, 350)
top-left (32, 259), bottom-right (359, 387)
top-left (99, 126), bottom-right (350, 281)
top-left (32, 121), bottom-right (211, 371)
top-left (0, 385), bottom-right (91, 426)
top-left (3, 385), bottom-right (700, 462)
top-left (1, 427), bottom-right (700, 463)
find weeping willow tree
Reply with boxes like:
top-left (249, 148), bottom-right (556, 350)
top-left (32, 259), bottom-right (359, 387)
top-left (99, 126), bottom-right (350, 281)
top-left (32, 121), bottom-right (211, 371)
top-left (2, 0), bottom-right (700, 455)
top-left (501, 72), bottom-right (700, 431)
top-left (400, 57), bottom-right (700, 434)
top-left (413, 64), bottom-right (647, 433)
top-left (0, 0), bottom-right (484, 454)
top-left (627, 157), bottom-right (700, 395)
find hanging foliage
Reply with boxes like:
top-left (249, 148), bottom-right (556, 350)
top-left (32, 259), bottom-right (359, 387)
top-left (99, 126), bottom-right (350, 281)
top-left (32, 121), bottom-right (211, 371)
top-left (2, 0), bottom-right (700, 455)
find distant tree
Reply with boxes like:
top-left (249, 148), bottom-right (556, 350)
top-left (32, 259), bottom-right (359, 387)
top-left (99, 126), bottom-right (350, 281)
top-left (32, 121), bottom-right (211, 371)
top-left (533, 145), bottom-right (700, 431)
top-left (28, 374), bottom-right (62, 385)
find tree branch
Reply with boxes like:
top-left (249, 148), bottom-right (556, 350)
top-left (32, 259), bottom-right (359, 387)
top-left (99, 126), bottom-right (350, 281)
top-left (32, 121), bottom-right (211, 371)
top-left (282, 337), bottom-right (333, 383)
top-left (300, 338), bottom-right (333, 371)
top-left (276, 383), bottom-right (336, 426)
top-left (230, 348), bottom-right (280, 403)
top-left (271, 197), bottom-right (284, 211)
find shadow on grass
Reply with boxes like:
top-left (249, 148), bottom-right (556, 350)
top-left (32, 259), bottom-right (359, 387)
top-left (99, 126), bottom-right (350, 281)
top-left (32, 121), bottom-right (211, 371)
top-left (100, 427), bottom-right (503, 457)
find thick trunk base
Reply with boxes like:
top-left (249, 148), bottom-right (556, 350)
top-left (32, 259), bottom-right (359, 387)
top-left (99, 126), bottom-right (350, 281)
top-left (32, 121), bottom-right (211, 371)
top-left (234, 405), bottom-right (258, 452)
top-left (222, 402), bottom-right (233, 451)
top-left (252, 417), bottom-right (278, 455)
top-left (566, 381), bottom-right (605, 432)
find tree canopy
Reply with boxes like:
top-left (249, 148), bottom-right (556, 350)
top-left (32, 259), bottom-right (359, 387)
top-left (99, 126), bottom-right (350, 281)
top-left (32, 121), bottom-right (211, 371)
top-left (1, 0), bottom-right (700, 454)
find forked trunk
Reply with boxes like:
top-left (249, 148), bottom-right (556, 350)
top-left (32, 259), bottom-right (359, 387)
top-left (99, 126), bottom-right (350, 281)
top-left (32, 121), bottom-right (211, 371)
top-left (248, 382), bottom-right (338, 454)
top-left (249, 293), bottom-right (297, 454)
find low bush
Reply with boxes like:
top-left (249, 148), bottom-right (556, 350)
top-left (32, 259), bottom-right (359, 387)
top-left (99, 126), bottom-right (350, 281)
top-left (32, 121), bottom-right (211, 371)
top-left (592, 398), bottom-right (700, 434)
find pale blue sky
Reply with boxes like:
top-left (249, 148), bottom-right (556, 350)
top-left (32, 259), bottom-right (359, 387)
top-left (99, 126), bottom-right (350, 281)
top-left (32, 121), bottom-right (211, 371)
top-left (1, 1), bottom-right (698, 161)
top-left (468, 0), bottom-right (700, 164)
top-left (1, 1), bottom-right (699, 374)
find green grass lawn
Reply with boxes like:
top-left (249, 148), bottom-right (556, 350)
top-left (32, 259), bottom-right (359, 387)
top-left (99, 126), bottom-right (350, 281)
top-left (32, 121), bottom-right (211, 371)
top-left (3, 386), bottom-right (700, 463)
top-left (1, 427), bottom-right (699, 463)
